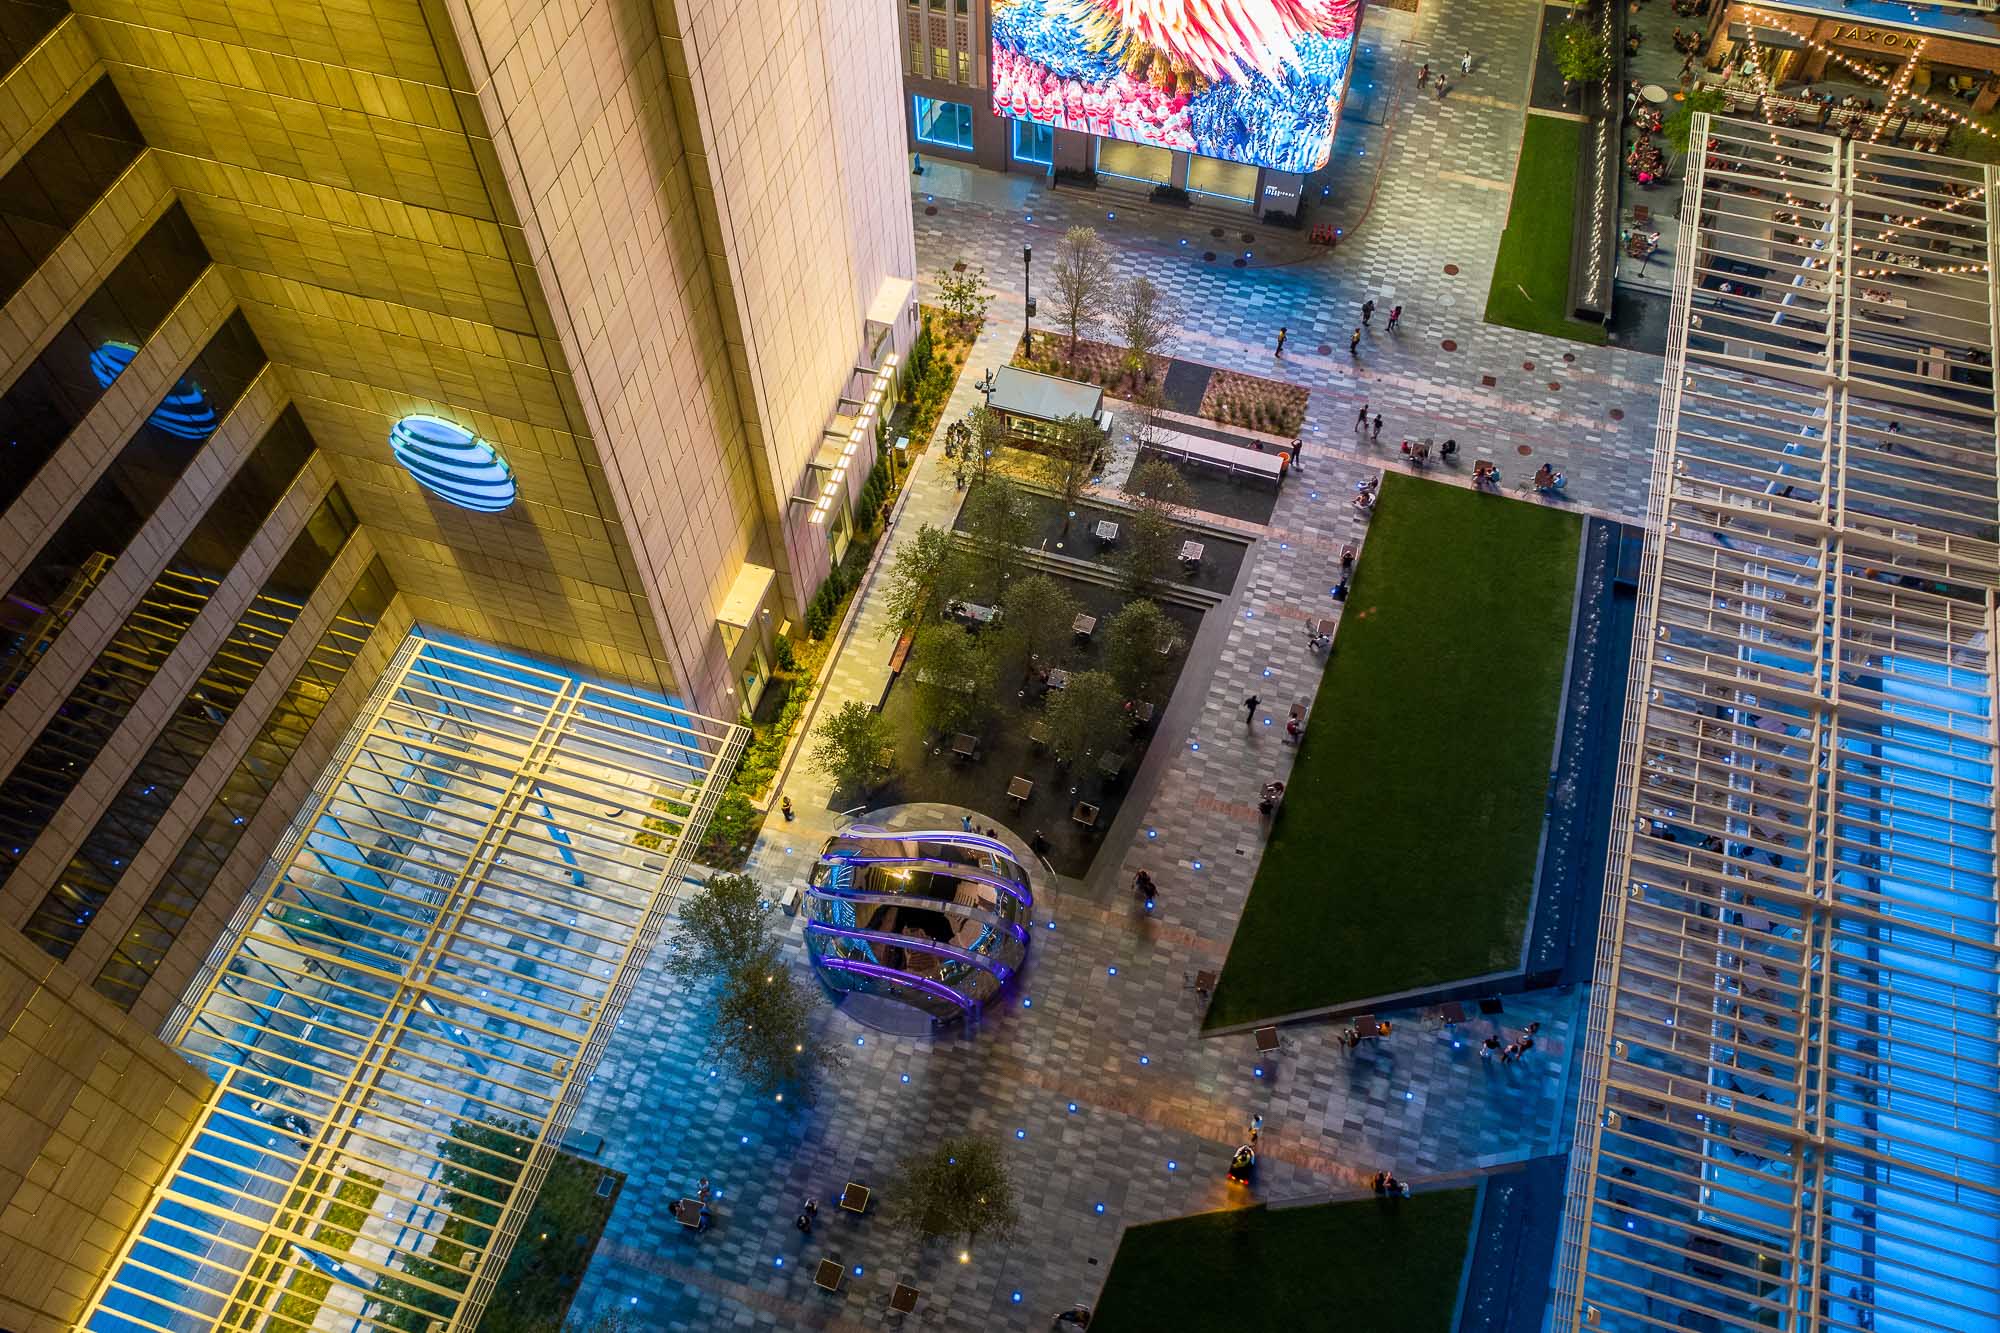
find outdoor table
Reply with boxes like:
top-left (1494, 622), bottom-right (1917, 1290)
top-left (1641, 83), bottom-right (1669, 104)
top-left (890, 1284), bottom-right (921, 1314)
top-left (1254, 1025), bottom-right (1282, 1054)
top-left (1072, 613), bottom-right (1097, 638)
top-left (951, 732), bottom-right (978, 759)
top-left (951, 600), bottom-right (1000, 625)
top-left (840, 1182), bottom-right (871, 1213)
top-left (1028, 720), bottom-right (1052, 748)
top-left (1438, 1001), bottom-right (1469, 1025)
top-left (1179, 540), bottom-right (1205, 566)
top-left (1072, 801), bottom-right (1100, 829)
top-left (1007, 775), bottom-right (1033, 806)
top-left (1129, 700), bottom-right (1155, 724)
top-left (1194, 969), bottom-right (1219, 996)
top-left (1353, 1015), bottom-right (1385, 1039)
top-left (1314, 617), bottom-right (1336, 637)
top-left (1096, 751), bottom-right (1127, 778)
top-left (673, 1197), bottom-right (703, 1229)
top-left (1046, 667), bottom-right (1071, 691)
top-left (815, 1258), bottom-right (845, 1292)
top-left (1093, 519), bottom-right (1119, 543)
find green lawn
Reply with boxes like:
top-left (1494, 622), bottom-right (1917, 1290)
top-left (1208, 475), bottom-right (1580, 1026)
top-left (1092, 1191), bottom-right (1478, 1332)
top-left (1485, 115), bottom-right (1607, 345)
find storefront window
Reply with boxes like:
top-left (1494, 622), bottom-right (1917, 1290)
top-left (1096, 139), bottom-right (1173, 185)
top-left (1013, 118), bottom-right (1053, 166)
top-left (1188, 155), bottom-right (1259, 203)
top-left (915, 95), bottom-right (974, 150)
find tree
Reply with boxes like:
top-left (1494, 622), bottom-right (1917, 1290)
top-left (907, 623), bottom-right (999, 736)
top-left (888, 1134), bottom-right (1020, 1247)
top-left (810, 700), bottom-right (893, 794)
top-left (1120, 457), bottom-right (1192, 591)
top-left (1044, 669), bottom-right (1128, 766)
top-left (880, 523), bottom-right (960, 636)
top-left (663, 872), bottom-right (771, 987)
top-left (1102, 599), bottom-right (1174, 701)
top-left (1551, 19), bottom-right (1611, 87)
top-left (1116, 275), bottom-right (1180, 387)
top-left (1050, 225), bottom-right (1116, 363)
top-left (714, 947), bottom-right (836, 1100)
top-left (959, 473), bottom-right (1034, 602)
top-left (999, 573), bottom-right (1079, 677)
top-left (1036, 413), bottom-right (1107, 532)
top-left (1664, 85), bottom-right (1726, 155)
top-left (935, 264), bottom-right (991, 332)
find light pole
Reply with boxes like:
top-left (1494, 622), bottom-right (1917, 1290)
top-left (1022, 243), bottom-right (1035, 359)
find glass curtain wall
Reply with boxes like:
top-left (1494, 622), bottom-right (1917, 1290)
top-left (0, 75), bottom-right (144, 306)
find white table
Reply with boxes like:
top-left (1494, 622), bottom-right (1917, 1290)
top-left (1641, 83), bottom-right (1669, 105)
top-left (1179, 541), bottom-right (1205, 565)
top-left (1092, 519), bottom-right (1119, 542)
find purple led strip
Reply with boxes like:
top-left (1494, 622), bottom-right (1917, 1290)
top-left (804, 883), bottom-right (1030, 946)
top-left (822, 854), bottom-right (1033, 910)
top-left (804, 920), bottom-right (1015, 983)
top-left (813, 954), bottom-right (977, 1012)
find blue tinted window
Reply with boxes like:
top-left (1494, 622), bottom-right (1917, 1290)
top-left (1012, 117), bottom-right (1052, 166)
top-left (915, 96), bottom-right (974, 151)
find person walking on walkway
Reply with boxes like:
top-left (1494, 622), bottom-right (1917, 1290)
top-left (1349, 327), bottom-right (1361, 357)
top-left (1361, 298), bottom-right (1375, 327)
top-left (1418, 61), bottom-right (1430, 86)
top-left (1371, 413), bottom-right (1383, 441)
top-left (1275, 326), bottom-right (1289, 356)
top-left (1461, 50), bottom-right (1473, 74)
top-left (1436, 76), bottom-right (1449, 102)
top-left (1386, 305), bottom-right (1402, 332)
top-left (1243, 694), bottom-right (1261, 725)
top-left (1356, 401), bottom-right (1369, 432)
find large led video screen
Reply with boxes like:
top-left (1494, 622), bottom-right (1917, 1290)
top-left (991, 0), bottom-right (1361, 175)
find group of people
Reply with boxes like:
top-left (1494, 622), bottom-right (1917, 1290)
top-left (1480, 1021), bottom-right (1542, 1064)
top-left (1398, 437), bottom-right (1457, 467)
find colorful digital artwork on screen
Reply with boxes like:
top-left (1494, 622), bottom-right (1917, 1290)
top-left (991, 0), bottom-right (1361, 174)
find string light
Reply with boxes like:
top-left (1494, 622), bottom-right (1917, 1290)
top-left (1741, 7), bottom-right (1995, 140)
top-left (1865, 37), bottom-right (1925, 144)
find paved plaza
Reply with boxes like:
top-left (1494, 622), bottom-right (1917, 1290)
top-left (562, 0), bottom-right (1652, 1326)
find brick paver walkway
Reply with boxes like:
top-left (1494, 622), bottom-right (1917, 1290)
top-left (563, 0), bottom-right (1624, 1326)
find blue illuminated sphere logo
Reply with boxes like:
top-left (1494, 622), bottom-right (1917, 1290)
top-left (388, 415), bottom-right (516, 512)
top-left (91, 341), bottom-right (220, 442)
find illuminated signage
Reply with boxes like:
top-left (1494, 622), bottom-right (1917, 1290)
top-left (991, 0), bottom-right (1362, 174)
top-left (388, 415), bottom-right (517, 512)
top-left (1824, 22), bottom-right (1923, 48)
top-left (90, 341), bottom-right (221, 442)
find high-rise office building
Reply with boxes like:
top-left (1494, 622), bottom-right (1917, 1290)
top-left (0, 0), bottom-right (912, 1326)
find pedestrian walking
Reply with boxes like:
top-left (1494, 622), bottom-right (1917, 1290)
top-left (1371, 413), bottom-right (1383, 441)
top-left (1356, 402), bottom-right (1369, 431)
top-left (1243, 694), bottom-right (1261, 724)
top-left (1418, 61), bottom-right (1430, 86)
top-left (1291, 434), bottom-right (1305, 461)
top-left (1133, 868), bottom-right (1158, 905)
top-left (1362, 298), bottom-right (1375, 326)
top-left (1461, 49), bottom-right (1473, 74)
top-left (1349, 327), bottom-right (1361, 357)
top-left (961, 813), bottom-right (973, 831)
top-left (1436, 77), bottom-right (1449, 101)
top-left (780, 795), bottom-right (794, 821)
top-left (1386, 304), bottom-right (1402, 332)
top-left (1275, 325), bottom-right (1289, 356)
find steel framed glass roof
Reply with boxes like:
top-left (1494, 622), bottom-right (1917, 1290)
top-left (1554, 118), bottom-right (2000, 1332)
top-left (79, 632), bottom-right (744, 1333)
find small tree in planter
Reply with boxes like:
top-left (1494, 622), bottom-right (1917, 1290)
top-left (1051, 225), bottom-right (1116, 364)
top-left (888, 1134), bottom-right (1021, 1248)
top-left (1036, 413), bottom-right (1107, 533)
top-left (714, 947), bottom-right (837, 1101)
top-left (1120, 457), bottom-right (1193, 591)
top-left (934, 265), bottom-right (991, 333)
top-left (1103, 598), bottom-right (1174, 701)
top-left (810, 700), bottom-right (894, 795)
top-left (663, 872), bottom-right (771, 987)
top-left (1045, 669), bottom-right (1128, 768)
top-left (999, 572), bottom-right (1079, 679)
top-left (1116, 275), bottom-right (1180, 389)
top-left (880, 523), bottom-right (963, 637)
top-left (907, 623), bottom-right (1000, 736)
top-left (959, 474), bottom-right (1035, 602)
top-left (1664, 85), bottom-right (1726, 154)
top-left (1552, 19), bottom-right (1612, 93)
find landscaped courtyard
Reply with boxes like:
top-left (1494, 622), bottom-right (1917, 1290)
top-left (1209, 473), bottom-right (1582, 1026)
top-left (1091, 1190), bottom-right (1479, 1332)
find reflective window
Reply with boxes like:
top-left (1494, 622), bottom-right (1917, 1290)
top-left (0, 76), bottom-right (145, 308)
top-left (0, 202), bottom-right (211, 518)
top-left (92, 557), bottom-right (394, 1010)
top-left (0, 1), bottom-right (66, 83)
top-left (0, 310), bottom-right (267, 699)
top-left (23, 461), bottom-right (356, 960)
top-left (915, 95), bottom-right (974, 150)
top-left (1013, 117), bottom-right (1054, 166)
top-left (0, 405), bottom-right (326, 891)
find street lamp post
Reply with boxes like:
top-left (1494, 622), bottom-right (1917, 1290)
top-left (1022, 243), bottom-right (1035, 359)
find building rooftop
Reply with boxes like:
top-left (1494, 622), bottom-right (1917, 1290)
top-left (988, 365), bottom-right (1106, 423)
top-left (1553, 118), bottom-right (2000, 1333)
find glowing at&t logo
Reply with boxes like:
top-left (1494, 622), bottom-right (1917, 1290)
top-left (388, 415), bottom-right (516, 512)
